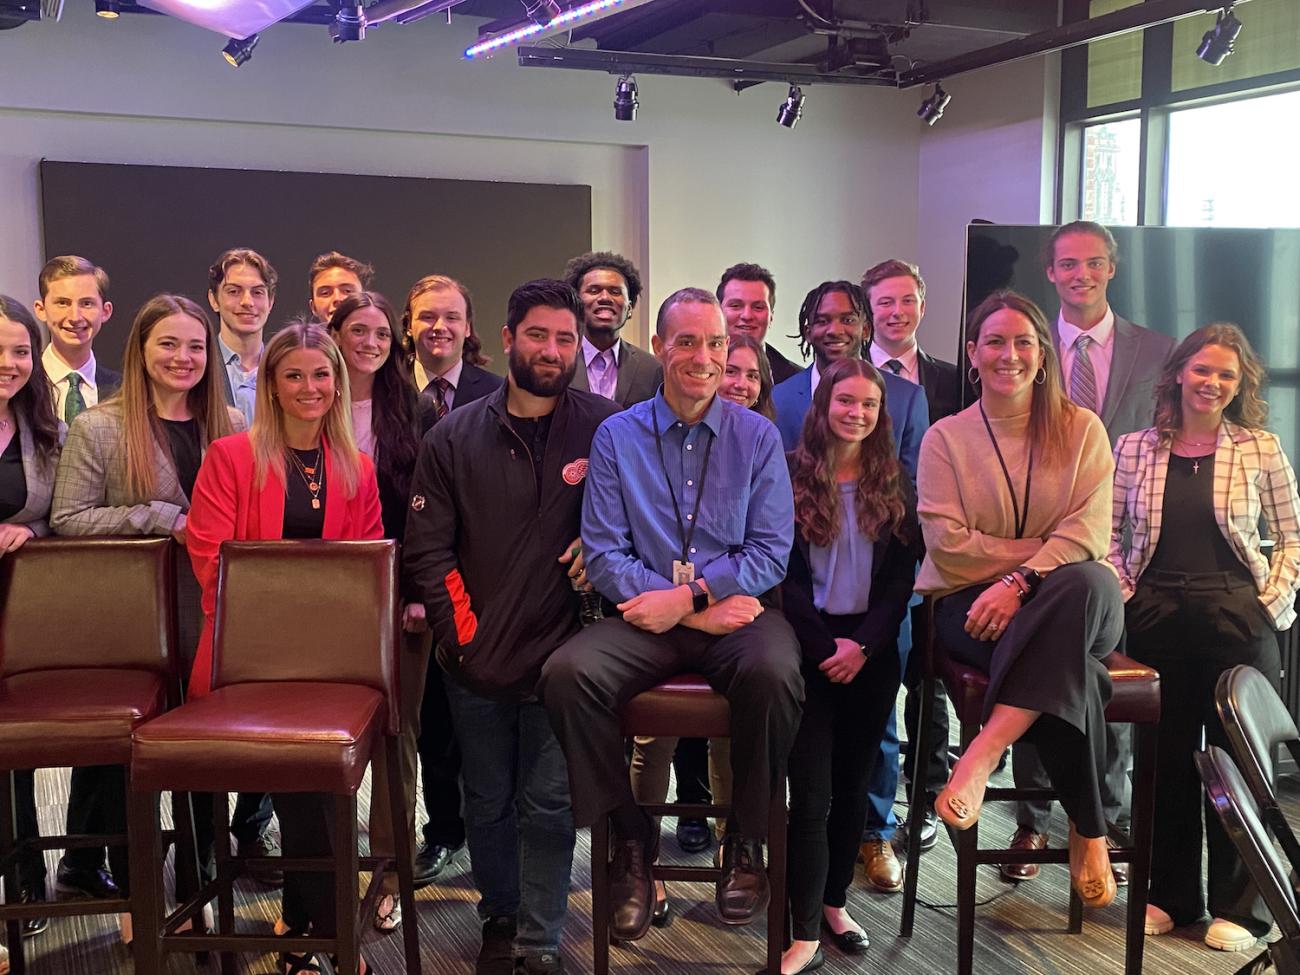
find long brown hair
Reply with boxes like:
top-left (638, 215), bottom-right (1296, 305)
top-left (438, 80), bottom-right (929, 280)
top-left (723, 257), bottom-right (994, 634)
top-left (966, 290), bottom-right (1076, 468)
top-left (726, 333), bottom-right (776, 422)
top-left (400, 274), bottom-right (489, 368)
top-left (0, 295), bottom-right (60, 464)
top-left (1153, 322), bottom-right (1268, 439)
top-left (111, 294), bottom-right (233, 499)
top-left (250, 322), bottom-right (360, 497)
top-left (792, 357), bottom-right (908, 547)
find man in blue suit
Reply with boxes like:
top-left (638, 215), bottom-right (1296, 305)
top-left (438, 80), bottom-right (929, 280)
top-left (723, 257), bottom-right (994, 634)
top-left (772, 280), bottom-right (928, 480)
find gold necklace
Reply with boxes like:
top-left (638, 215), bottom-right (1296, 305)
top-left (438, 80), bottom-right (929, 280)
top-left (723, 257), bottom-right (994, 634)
top-left (288, 447), bottom-right (324, 509)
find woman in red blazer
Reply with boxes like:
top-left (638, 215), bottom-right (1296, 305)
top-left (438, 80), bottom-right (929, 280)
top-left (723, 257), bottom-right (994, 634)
top-left (186, 321), bottom-right (383, 975)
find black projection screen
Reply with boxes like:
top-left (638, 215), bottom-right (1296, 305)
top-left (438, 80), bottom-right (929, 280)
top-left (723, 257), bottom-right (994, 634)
top-left (39, 161), bottom-right (593, 374)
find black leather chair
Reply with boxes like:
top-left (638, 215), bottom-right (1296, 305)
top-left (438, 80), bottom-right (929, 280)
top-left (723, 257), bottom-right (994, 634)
top-left (1197, 745), bottom-right (1300, 975)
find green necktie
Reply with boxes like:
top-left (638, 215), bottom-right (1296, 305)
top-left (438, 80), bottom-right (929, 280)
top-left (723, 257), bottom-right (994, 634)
top-left (64, 372), bottom-right (87, 423)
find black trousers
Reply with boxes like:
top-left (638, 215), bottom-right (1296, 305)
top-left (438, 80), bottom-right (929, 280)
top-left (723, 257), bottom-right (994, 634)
top-left (416, 661), bottom-right (466, 850)
top-left (935, 561), bottom-right (1123, 838)
top-left (273, 793), bottom-right (338, 937)
top-left (1127, 568), bottom-right (1278, 935)
top-left (787, 626), bottom-right (901, 940)
top-left (539, 611), bottom-right (803, 840)
top-left (230, 792), bottom-right (274, 845)
top-left (672, 738), bottom-right (712, 805)
top-left (11, 770), bottom-right (44, 888)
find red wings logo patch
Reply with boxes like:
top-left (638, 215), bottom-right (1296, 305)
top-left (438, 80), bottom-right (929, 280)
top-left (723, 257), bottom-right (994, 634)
top-left (562, 459), bottom-right (589, 486)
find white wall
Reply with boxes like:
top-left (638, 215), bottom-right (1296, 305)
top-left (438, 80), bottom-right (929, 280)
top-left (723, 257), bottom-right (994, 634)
top-left (915, 55), bottom-right (1060, 364)
top-left (0, 6), bottom-right (927, 357)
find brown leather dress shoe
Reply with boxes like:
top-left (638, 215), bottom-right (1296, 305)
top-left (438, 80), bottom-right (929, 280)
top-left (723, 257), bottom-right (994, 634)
top-left (999, 827), bottom-right (1048, 882)
top-left (609, 837), bottom-right (656, 942)
top-left (859, 839), bottom-right (903, 893)
top-left (716, 834), bottom-right (769, 925)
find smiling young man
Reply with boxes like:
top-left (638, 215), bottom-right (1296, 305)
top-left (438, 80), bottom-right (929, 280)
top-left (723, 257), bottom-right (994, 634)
top-left (403, 274), bottom-right (501, 421)
top-left (33, 256), bottom-right (120, 422)
top-left (540, 287), bottom-right (802, 941)
top-left (771, 281), bottom-right (929, 480)
top-left (208, 248), bottom-right (278, 424)
top-left (716, 262), bottom-right (802, 385)
top-left (562, 251), bottom-right (662, 408)
top-left (404, 279), bottom-right (618, 975)
top-left (308, 250), bottom-right (374, 324)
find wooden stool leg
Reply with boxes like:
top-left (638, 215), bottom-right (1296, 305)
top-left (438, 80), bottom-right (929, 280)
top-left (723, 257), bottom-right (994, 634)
top-left (900, 672), bottom-right (935, 937)
top-left (764, 789), bottom-right (787, 975)
top-left (128, 786), bottom-right (164, 975)
top-left (384, 735), bottom-right (423, 975)
top-left (954, 718), bottom-right (978, 975)
top-left (592, 813), bottom-right (611, 975)
top-left (1, 770), bottom-right (27, 975)
top-left (211, 791), bottom-right (238, 975)
top-left (1125, 720), bottom-right (1157, 975)
top-left (335, 794), bottom-right (361, 975)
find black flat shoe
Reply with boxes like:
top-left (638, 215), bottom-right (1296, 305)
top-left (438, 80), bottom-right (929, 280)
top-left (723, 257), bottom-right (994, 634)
top-left (651, 886), bottom-right (672, 929)
top-left (755, 947), bottom-right (824, 975)
top-left (821, 918), bottom-right (870, 954)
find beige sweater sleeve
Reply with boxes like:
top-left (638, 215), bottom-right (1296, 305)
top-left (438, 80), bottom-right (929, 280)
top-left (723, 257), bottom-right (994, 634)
top-left (1024, 410), bottom-right (1115, 573)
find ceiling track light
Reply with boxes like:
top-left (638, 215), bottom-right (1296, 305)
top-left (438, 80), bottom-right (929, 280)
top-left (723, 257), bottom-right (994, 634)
top-left (1196, 4), bottom-right (1243, 66)
top-left (465, 0), bottom-right (656, 60)
top-left (222, 32), bottom-right (259, 66)
top-left (331, 1), bottom-right (366, 42)
top-left (522, 0), bottom-right (561, 27)
top-left (94, 0), bottom-right (120, 18)
top-left (917, 83), bottom-right (951, 126)
top-left (613, 74), bottom-right (638, 121)
top-left (776, 84), bottom-right (804, 128)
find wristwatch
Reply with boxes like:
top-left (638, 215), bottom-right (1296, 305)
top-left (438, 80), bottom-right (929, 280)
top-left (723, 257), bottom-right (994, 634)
top-left (687, 579), bottom-right (709, 613)
top-left (1015, 566), bottom-right (1044, 594)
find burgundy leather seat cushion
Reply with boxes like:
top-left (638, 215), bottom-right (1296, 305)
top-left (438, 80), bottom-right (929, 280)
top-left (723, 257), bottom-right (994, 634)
top-left (0, 669), bottom-right (167, 769)
top-left (620, 674), bottom-right (730, 738)
top-left (131, 682), bottom-right (384, 795)
top-left (939, 651), bottom-right (1160, 726)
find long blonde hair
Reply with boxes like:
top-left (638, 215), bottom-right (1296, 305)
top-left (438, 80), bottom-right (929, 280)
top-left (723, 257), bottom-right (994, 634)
top-left (112, 294), bottom-right (233, 499)
top-left (250, 322), bottom-right (359, 497)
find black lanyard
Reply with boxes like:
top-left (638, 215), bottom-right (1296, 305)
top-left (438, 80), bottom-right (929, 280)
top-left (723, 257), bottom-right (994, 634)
top-left (979, 401), bottom-right (1033, 540)
top-left (652, 408), bottom-right (716, 564)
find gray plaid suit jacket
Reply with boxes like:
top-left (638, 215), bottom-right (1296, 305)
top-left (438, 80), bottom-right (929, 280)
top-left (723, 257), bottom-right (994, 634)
top-left (1, 415), bottom-right (64, 538)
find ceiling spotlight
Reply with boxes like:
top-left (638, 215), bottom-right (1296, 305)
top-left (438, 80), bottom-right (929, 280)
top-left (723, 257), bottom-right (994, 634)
top-left (95, 0), bottom-right (120, 18)
top-left (614, 74), bottom-right (638, 121)
top-left (222, 33), bottom-right (258, 67)
top-left (1196, 5), bottom-right (1243, 66)
top-left (523, 0), bottom-right (561, 27)
top-left (331, 1), bottom-right (366, 42)
top-left (776, 85), bottom-right (804, 129)
top-left (917, 83), bottom-right (951, 126)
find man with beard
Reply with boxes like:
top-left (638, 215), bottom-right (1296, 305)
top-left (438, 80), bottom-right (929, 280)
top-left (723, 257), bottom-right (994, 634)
top-left (563, 251), bottom-right (662, 408)
top-left (540, 289), bottom-right (802, 941)
top-left (404, 279), bottom-right (618, 975)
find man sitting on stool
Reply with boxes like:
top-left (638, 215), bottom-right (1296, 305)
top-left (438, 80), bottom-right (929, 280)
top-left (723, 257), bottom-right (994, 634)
top-left (540, 287), bottom-right (803, 941)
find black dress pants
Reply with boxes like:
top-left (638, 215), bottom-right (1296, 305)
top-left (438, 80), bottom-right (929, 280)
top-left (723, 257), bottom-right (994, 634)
top-left (539, 611), bottom-right (803, 840)
top-left (672, 738), bottom-right (712, 805)
top-left (272, 793), bottom-right (338, 937)
top-left (787, 629), bottom-right (901, 940)
top-left (1126, 568), bottom-right (1278, 935)
top-left (416, 662), bottom-right (466, 850)
top-left (935, 561), bottom-right (1123, 838)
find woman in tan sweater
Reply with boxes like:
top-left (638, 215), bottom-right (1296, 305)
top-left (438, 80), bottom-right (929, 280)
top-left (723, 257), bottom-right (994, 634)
top-left (916, 290), bottom-right (1124, 908)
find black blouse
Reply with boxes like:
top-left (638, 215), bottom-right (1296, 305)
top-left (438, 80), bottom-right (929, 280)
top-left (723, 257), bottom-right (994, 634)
top-left (0, 434), bottom-right (25, 521)
top-left (283, 447), bottom-right (326, 539)
top-left (1147, 452), bottom-right (1245, 575)
top-left (161, 418), bottom-right (202, 501)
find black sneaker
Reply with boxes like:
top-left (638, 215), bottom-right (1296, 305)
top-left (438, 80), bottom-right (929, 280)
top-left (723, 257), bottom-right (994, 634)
top-left (476, 915), bottom-right (517, 975)
top-left (518, 951), bottom-right (566, 975)
top-left (238, 830), bottom-right (284, 887)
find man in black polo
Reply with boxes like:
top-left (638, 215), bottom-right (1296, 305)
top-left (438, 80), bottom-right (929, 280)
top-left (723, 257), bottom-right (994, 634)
top-left (404, 279), bottom-right (618, 975)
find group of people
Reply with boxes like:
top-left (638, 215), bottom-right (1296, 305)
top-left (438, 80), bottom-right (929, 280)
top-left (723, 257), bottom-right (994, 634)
top-left (0, 219), bottom-right (1296, 975)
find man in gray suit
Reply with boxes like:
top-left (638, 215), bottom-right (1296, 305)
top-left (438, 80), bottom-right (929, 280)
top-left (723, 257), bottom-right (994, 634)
top-left (563, 251), bottom-right (662, 409)
top-left (1003, 220), bottom-right (1175, 884)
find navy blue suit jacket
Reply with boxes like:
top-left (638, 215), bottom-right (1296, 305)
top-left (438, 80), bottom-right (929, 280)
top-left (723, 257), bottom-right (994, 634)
top-left (772, 364), bottom-right (928, 481)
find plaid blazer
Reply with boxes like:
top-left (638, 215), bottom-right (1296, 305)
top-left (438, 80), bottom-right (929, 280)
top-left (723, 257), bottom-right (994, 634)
top-left (1, 414), bottom-right (65, 538)
top-left (1108, 421), bottom-right (1300, 629)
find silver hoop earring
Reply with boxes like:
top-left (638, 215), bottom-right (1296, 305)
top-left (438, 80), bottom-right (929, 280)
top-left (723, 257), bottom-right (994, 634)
top-left (967, 366), bottom-right (981, 385)
top-left (1034, 367), bottom-right (1046, 385)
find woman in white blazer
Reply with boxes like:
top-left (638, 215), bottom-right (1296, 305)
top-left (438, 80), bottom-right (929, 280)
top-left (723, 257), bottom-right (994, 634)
top-left (1109, 322), bottom-right (1300, 953)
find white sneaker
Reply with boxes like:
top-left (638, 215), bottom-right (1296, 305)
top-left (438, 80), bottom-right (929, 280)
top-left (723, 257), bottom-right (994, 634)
top-left (1205, 918), bottom-right (1258, 952)
top-left (1144, 904), bottom-right (1174, 936)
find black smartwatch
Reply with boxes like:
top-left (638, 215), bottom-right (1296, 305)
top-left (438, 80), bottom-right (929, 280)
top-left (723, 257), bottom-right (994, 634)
top-left (1015, 566), bottom-right (1043, 596)
top-left (687, 579), bottom-right (709, 613)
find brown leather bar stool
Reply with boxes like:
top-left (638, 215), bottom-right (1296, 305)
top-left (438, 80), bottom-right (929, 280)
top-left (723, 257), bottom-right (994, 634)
top-left (0, 537), bottom-right (179, 974)
top-left (591, 674), bottom-right (787, 975)
top-left (128, 540), bottom-right (421, 975)
top-left (899, 597), bottom-right (1161, 975)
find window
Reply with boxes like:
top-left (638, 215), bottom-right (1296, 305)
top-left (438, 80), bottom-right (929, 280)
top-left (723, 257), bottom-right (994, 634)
top-left (1086, 0), bottom-right (1145, 107)
top-left (1172, 0), bottom-right (1300, 93)
top-left (1081, 119), bottom-right (1141, 225)
top-left (1166, 89), bottom-right (1300, 227)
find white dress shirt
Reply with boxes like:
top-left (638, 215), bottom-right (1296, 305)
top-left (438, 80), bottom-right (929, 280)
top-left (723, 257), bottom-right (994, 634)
top-left (414, 357), bottom-right (465, 410)
top-left (42, 346), bottom-right (100, 417)
top-left (1058, 307), bottom-right (1116, 415)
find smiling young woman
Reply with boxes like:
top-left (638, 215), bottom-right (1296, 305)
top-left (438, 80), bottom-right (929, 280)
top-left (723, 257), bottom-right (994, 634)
top-left (1109, 323), bottom-right (1300, 952)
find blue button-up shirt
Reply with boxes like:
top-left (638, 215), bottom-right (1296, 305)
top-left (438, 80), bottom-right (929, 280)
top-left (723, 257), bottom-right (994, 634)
top-left (583, 391), bottom-right (794, 603)
top-left (218, 336), bottom-right (258, 425)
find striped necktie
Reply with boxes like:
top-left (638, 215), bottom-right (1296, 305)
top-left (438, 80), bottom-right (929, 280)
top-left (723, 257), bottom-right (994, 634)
top-left (425, 376), bottom-right (451, 420)
top-left (1070, 334), bottom-right (1098, 413)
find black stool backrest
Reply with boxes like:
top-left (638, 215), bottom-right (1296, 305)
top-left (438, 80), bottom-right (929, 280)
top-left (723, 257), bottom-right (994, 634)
top-left (1197, 745), bottom-right (1300, 975)
top-left (210, 540), bottom-right (400, 734)
top-left (0, 536), bottom-right (176, 678)
top-left (1216, 664), bottom-right (1300, 876)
